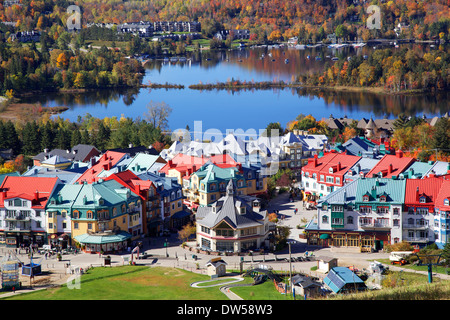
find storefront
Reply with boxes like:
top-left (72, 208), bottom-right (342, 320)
top-left (74, 230), bottom-right (132, 254)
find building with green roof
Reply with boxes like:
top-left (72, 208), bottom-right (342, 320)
top-left (46, 180), bottom-right (142, 253)
top-left (184, 163), bottom-right (247, 208)
top-left (306, 177), bottom-right (407, 252)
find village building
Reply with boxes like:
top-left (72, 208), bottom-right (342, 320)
top-left (196, 180), bottom-right (269, 253)
top-left (0, 176), bottom-right (61, 248)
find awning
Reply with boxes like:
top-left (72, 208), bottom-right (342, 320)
top-left (74, 231), bottom-right (132, 245)
top-left (319, 234), bottom-right (331, 239)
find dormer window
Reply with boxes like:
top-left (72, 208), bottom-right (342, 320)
top-left (240, 207), bottom-right (246, 214)
top-left (445, 198), bottom-right (450, 206)
top-left (329, 167), bottom-right (334, 174)
top-left (380, 195), bottom-right (386, 202)
top-left (419, 196), bottom-right (426, 203)
top-left (363, 195), bottom-right (370, 202)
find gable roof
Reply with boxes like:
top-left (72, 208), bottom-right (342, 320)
top-left (196, 180), bottom-right (266, 229)
top-left (324, 267), bottom-right (365, 293)
top-left (0, 176), bottom-right (60, 208)
top-left (75, 151), bottom-right (127, 184)
top-left (366, 152), bottom-right (415, 179)
top-left (355, 178), bottom-right (406, 204)
top-left (404, 176), bottom-right (444, 205)
top-left (33, 144), bottom-right (100, 163)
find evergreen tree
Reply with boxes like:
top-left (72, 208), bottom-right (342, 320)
top-left (21, 122), bottom-right (41, 155)
top-left (40, 121), bottom-right (55, 151)
top-left (95, 122), bottom-right (111, 151)
top-left (432, 118), bottom-right (450, 155)
top-left (80, 128), bottom-right (90, 145)
top-left (4, 121), bottom-right (20, 153)
top-left (71, 127), bottom-right (81, 147)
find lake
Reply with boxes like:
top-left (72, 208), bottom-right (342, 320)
top-left (22, 44), bottom-right (449, 133)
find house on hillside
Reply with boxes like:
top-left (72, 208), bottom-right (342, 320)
top-left (196, 180), bottom-right (269, 253)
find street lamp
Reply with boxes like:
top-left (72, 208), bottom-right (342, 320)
top-left (287, 240), bottom-right (296, 300)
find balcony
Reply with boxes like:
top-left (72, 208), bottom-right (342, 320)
top-left (7, 225), bottom-right (31, 232)
top-left (360, 221), bottom-right (391, 230)
top-left (5, 215), bottom-right (30, 221)
top-left (403, 224), bottom-right (429, 230)
top-left (404, 237), bottom-right (429, 243)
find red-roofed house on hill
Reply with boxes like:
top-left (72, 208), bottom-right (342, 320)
top-left (301, 152), bottom-right (362, 197)
top-left (366, 151), bottom-right (415, 179)
top-left (159, 153), bottom-right (240, 185)
top-left (0, 176), bottom-right (61, 248)
top-left (104, 171), bottom-right (160, 236)
top-left (434, 179), bottom-right (450, 248)
top-left (399, 176), bottom-right (445, 246)
top-left (76, 151), bottom-right (127, 184)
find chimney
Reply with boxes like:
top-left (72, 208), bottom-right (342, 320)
top-left (168, 160), bottom-right (173, 167)
top-left (34, 190), bottom-right (39, 201)
top-left (396, 150), bottom-right (403, 158)
top-left (313, 154), bottom-right (318, 167)
top-left (135, 183), bottom-right (141, 196)
top-left (416, 186), bottom-right (420, 201)
top-left (388, 163), bottom-right (393, 175)
top-left (337, 162), bottom-right (341, 171)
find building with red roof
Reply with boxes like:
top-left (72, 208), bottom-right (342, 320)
top-left (301, 152), bottom-right (362, 197)
top-left (104, 171), bottom-right (159, 236)
top-left (400, 176), bottom-right (445, 245)
top-left (0, 176), bottom-right (61, 248)
top-left (366, 150), bottom-right (415, 179)
top-left (159, 153), bottom-right (240, 185)
top-left (75, 151), bottom-right (127, 184)
top-left (434, 179), bottom-right (450, 248)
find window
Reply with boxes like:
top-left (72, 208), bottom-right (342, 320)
top-left (48, 223), bottom-right (53, 229)
top-left (322, 215), bottom-right (329, 223)
top-left (87, 211), bottom-right (93, 219)
top-left (320, 175), bottom-right (324, 182)
top-left (359, 206), bottom-right (371, 214)
top-left (48, 212), bottom-right (53, 218)
top-left (347, 216), bottom-right (354, 224)
top-left (393, 208), bottom-right (400, 215)
top-left (88, 223), bottom-right (92, 230)
top-left (201, 226), bottom-right (210, 234)
top-left (74, 222), bottom-right (79, 229)
top-left (363, 195), bottom-right (369, 202)
top-left (417, 208), bottom-right (429, 215)
top-left (379, 196), bottom-right (386, 202)
top-left (335, 177), bottom-right (340, 185)
top-left (72, 211), bottom-right (79, 219)
top-left (445, 199), bottom-right (450, 206)
top-left (419, 196), bottom-right (426, 203)
top-left (332, 205), bottom-right (343, 212)
top-left (326, 176), bottom-right (334, 183)
top-left (377, 207), bottom-right (389, 214)
top-left (62, 222), bottom-right (66, 229)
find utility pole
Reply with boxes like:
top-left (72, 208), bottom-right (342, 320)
top-left (288, 241), bottom-right (295, 300)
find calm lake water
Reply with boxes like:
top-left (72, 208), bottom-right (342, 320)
top-left (24, 44), bottom-right (449, 133)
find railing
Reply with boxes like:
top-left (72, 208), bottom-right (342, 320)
top-left (359, 221), bottom-right (390, 229)
top-left (404, 237), bottom-right (429, 243)
top-left (403, 224), bottom-right (429, 229)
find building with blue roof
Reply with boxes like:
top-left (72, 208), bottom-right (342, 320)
top-left (323, 267), bottom-right (366, 293)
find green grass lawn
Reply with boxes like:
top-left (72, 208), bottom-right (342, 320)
top-left (1, 266), bottom-right (229, 300)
